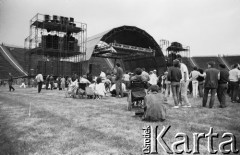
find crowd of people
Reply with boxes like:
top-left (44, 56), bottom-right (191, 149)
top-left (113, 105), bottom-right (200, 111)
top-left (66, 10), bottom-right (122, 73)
top-left (165, 58), bottom-right (240, 109)
top-left (4, 58), bottom-right (240, 121)
top-left (33, 63), bottom-right (161, 98)
top-left (1, 75), bottom-right (38, 90)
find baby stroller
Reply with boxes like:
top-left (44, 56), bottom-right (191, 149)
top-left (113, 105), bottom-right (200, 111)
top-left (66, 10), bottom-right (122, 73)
top-left (127, 80), bottom-right (148, 111)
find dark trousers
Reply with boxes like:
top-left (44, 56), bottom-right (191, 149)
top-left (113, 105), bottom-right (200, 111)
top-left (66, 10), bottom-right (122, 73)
top-left (198, 82), bottom-right (204, 97)
top-left (217, 84), bottom-right (228, 107)
top-left (58, 83), bottom-right (62, 90)
top-left (171, 82), bottom-right (180, 106)
top-left (188, 81), bottom-right (192, 95)
top-left (116, 80), bottom-right (123, 97)
top-left (46, 82), bottom-right (49, 90)
top-left (202, 88), bottom-right (216, 108)
top-left (229, 81), bottom-right (239, 101)
top-left (9, 83), bottom-right (15, 91)
top-left (50, 82), bottom-right (54, 90)
top-left (38, 82), bottom-right (43, 93)
top-left (227, 83), bottom-right (231, 95)
top-left (124, 81), bottom-right (130, 90)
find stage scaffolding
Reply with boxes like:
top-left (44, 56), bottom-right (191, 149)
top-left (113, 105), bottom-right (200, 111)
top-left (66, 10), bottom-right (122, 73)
top-left (92, 42), bottom-right (155, 59)
top-left (92, 42), bottom-right (156, 71)
top-left (24, 13), bottom-right (87, 76)
top-left (159, 39), bottom-right (190, 66)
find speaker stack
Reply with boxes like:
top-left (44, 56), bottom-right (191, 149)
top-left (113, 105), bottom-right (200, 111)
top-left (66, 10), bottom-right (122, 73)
top-left (44, 15), bottom-right (50, 22)
top-left (70, 17), bottom-right (74, 23)
top-left (52, 15), bottom-right (59, 23)
top-left (64, 17), bottom-right (69, 25)
top-left (58, 17), bottom-right (62, 24)
top-left (69, 17), bottom-right (75, 27)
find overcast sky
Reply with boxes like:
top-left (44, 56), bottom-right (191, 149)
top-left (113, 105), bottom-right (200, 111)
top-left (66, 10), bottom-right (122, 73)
top-left (0, 0), bottom-right (239, 56)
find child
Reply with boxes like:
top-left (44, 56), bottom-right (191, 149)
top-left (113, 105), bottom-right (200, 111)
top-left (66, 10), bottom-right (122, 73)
top-left (66, 78), bottom-right (78, 98)
top-left (95, 77), bottom-right (106, 99)
top-left (86, 81), bottom-right (96, 99)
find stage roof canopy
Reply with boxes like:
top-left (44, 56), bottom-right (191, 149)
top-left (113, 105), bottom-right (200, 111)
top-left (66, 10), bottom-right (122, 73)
top-left (86, 25), bottom-right (164, 60)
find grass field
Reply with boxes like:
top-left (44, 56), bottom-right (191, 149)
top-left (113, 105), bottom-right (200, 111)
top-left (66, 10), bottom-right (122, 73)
top-left (0, 86), bottom-right (240, 155)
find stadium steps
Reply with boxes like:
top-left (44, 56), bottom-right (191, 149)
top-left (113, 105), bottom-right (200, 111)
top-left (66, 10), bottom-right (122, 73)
top-left (0, 55), bottom-right (16, 79)
top-left (0, 49), bottom-right (24, 79)
top-left (5, 46), bottom-right (27, 70)
top-left (104, 58), bottom-right (114, 69)
top-left (189, 57), bottom-right (198, 68)
top-left (181, 57), bottom-right (195, 71)
top-left (192, 56), bottom-right (222, 70)
top-left (0, 45), bottom-right (28, 77)
top-left (222, 56), bottom-right (240, 69)
top-left (217, 56), bottom-right (230, 70)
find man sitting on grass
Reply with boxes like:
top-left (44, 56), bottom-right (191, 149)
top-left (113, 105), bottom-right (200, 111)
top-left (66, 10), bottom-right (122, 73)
top-left (110, 82), bottom-right (127, 97)
top-left (142, 85), bottom-right (166, 121)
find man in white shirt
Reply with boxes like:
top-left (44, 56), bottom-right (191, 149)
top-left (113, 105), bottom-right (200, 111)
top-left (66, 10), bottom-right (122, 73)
top-left (178, 58), bottom-right (191, 107)
top-left (149, 70), bottom-right (158, 85)
top-left (36, 73), bottom-right (44, 93)
top-left (229, 64), bottom-right (240, 102)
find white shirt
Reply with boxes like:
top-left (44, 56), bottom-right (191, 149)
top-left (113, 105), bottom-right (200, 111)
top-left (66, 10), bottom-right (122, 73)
top-left (89, 83), bottom-right (95, 89)
top-left (110, 83), bottom-right (126, 92)
top-left (35, 74), bottom-right (43, 82)
top-left (190, 70), bottom-right (200, 81)
top-left (149, 73), bottom-right (158, 85)
top-left (141, 71), bottom-right (150, 81)
top-left (95, 83), bottom-right (106, 96)
top-left (180, 63), bottom-right (189, 81)
top-left (61, 78), bottom-right (66, 84)
top-left (229, 68), bottom-right (240, 82)
top-left (102, 78), bottom-right (111, 84)
top-left (79, 77), bottom-right (90, 84)
top-left (70, 79), bottom-right (78, 87)
top-left (100, 71), bottom-right (106, 78)
top-left (123, 74), bottom-right (130, 81)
